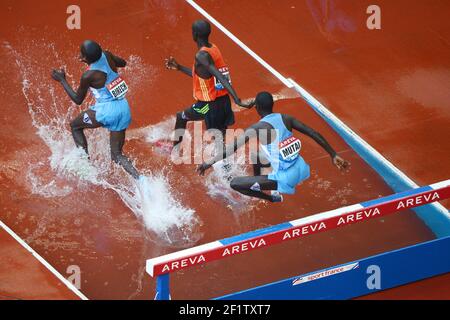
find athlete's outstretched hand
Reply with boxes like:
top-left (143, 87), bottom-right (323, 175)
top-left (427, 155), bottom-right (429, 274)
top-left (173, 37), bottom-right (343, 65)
top-left (235, 98), bottom-right (255, 109)
top-left (237, 98), bottom-right (256, 109)
top-left (197, 162), bottom-right (212, 176)
top-left (333, 155), bottom-right (350, 171)
top-left (51, 69), bottom-right (66, 82)
top-left (165, 56), bottom-right (179, 70)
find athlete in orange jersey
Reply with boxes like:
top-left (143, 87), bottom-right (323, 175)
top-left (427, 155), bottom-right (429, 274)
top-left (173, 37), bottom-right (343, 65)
top-left (165, 20), bottom-right (253, 147)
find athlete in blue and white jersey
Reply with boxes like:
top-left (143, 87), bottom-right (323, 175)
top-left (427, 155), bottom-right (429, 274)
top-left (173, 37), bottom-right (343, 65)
top-left (51, 40), bottom-right (140, 179)
top-left (197, 92), bottom-right (349, 202)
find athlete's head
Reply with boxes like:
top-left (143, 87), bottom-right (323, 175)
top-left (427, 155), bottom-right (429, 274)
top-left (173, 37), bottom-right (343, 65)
top-left (80, 40), bottom-right (102, 64)
top-left (192, 20), bottom-right (211, 42)
top-left (255, 91), bottom-right (274, 116)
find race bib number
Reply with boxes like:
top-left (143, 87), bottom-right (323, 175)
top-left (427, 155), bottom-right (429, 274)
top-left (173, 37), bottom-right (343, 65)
top-left (107, 76), bottom-right (129, 100)
top-left (214, 67), bottom-right (231, 90)
top-left (279, 136), bottom-right (301, 161)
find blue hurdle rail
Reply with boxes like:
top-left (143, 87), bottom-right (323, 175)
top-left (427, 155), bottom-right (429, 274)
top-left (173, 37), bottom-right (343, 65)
top-left (217, 236), bottom-right (450, 300)
top-left (149, 180), bottom-right (450, 300)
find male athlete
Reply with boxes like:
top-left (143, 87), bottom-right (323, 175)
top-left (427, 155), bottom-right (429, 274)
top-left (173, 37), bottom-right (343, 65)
top-left (51, 40), bottom-right (140, 179)
top-left (165, 20), bottom-right (253, 147)
top-left (197, 92), bottom-right (349, 202)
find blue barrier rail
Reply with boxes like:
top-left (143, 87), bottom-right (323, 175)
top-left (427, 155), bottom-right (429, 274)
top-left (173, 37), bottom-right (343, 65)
top-left (148, 180), bottom-right (450, 300)
top-left (217, 236), bottom-right (450, 300)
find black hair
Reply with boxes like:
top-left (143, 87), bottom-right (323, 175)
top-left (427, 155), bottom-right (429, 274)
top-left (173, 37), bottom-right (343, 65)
top-left (80, 40), bottom-right (102, 64)
top-left (255, 91), bottom-right (274, 112)
top-left (192, 20), bottom-right (211, 40)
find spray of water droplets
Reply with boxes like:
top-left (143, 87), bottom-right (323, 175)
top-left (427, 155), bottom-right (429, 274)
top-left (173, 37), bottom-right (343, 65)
top-left (5, 40), bottom-right (201, 246)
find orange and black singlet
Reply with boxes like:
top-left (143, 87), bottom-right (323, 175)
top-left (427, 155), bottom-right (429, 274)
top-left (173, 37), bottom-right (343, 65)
top-left (193, 44), bottom-right (231, 102)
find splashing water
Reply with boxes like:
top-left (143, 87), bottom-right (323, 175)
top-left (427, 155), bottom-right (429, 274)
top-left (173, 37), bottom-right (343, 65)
top-left (134, 175), bottom-right (197, 240)
top-left (27, 162), bottom-right (73, 198)
top-left (206, 156), bottom-right (258, 212)
top-left (131, 118), bottom-right (258, 212)
top-left (6, 40), bottom-right (200, 246)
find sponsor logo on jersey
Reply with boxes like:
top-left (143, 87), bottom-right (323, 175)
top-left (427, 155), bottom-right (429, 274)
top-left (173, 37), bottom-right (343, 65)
top-left (279, 136), bottom-right (301, 161)
top-left (214, 66), bottom-right (231, 90)
top-left (107, 76), bottom-right (129, 99)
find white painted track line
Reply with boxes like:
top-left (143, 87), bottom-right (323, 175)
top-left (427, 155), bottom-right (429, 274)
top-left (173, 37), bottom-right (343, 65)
top-left (186, 0), bottom-right (293, 88)
top-left (0, 220), bottom-right (88, 300)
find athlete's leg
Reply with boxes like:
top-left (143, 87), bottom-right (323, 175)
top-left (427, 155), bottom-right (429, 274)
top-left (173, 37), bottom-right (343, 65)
top-left (110, 130), bottom-right (140, 179)
top-left (70, 110), bottom-right (102, 154)
top-left (209, 127), bottom-right (233, 179)
top-left (251, 152), bottom-right (271, 176)
top-left (174, 111), bottom-right (189, 146)
top-left (206, 128), bottom-right (227, 158)
top-left (173, 104), bottom-right (205, 146)
top-left (230, 175), bottom-right (278, 202)
top-left (206, 95), bottom-right (232, 156)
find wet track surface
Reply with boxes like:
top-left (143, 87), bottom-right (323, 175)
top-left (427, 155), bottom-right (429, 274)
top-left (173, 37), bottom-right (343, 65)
top-left (0, 1), bottom-right (448, 299)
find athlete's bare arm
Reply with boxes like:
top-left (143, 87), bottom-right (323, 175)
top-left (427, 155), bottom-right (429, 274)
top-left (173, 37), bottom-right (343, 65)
top-left (104, 51), bottom-right (127, 68)
top-left (165, 56), bottom-right (193, 77)
top-left (51, 69), bottom-right (94, 105)
top-left (197, 122), bottom-right (264, 175)
top-left (165, 53), bottom-right (254, 108)
top-left (196, 51), bottom-right (254, 108)
top-left (284, 114), bottom-right (349, 170)
top-left (52, 50), bottom-right (125, 105)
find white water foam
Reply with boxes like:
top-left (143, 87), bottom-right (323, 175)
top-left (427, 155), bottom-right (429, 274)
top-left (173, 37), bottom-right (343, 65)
top-left (6, 41), bottom-right (200, 246)
top-left (27, 162), bottom-right (74, 198)
top-left (207, 156), bottom-right (257, 211)
top-left (129, 118), bottom-right (258, 212)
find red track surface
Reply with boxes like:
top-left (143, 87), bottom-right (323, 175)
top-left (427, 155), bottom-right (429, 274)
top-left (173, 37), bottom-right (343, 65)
top-left (0, 227), bottom-right (79, 300)
top-left (0, 0), bottom-right (448, 299)
top-left (358, 273), bottom-right (450, 300)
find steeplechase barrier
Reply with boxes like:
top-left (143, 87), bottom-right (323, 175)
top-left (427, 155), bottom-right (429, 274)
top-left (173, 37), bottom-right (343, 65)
top-left (147, 179), bottom-right (450, 300)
